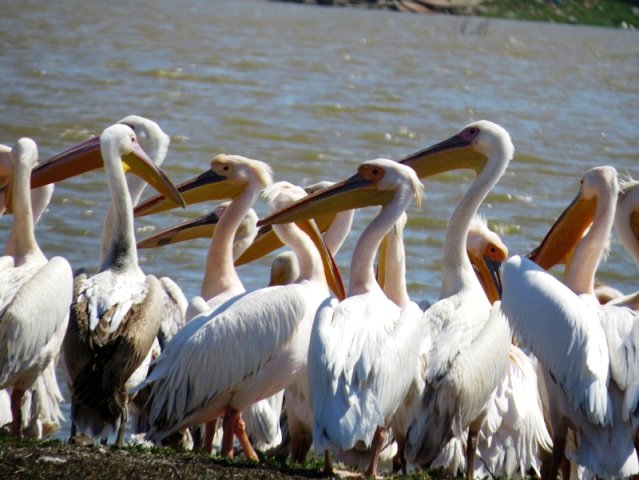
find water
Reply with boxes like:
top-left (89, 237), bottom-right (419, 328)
top-left (1, 0), bottom-right (638, 439)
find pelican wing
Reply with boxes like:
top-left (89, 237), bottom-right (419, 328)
top-left (597, 304), bottom-right (639, 426)
top-left (157, 276), bottom-right (188, 348)
top-left (501, 256), bottom-right (612, 426)
top-left (70, 274), bottom-right (163, 414)
top-left (310, 293), bottom-right (424, 452)
top-left (144, 283), bottom-right (320, 439)
top-left (0, 257), bottom-right (72, 388)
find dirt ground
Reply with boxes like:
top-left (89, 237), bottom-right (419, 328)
top-left (0, 434), bottom-right (335, 480)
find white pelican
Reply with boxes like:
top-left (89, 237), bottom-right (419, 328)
top-left (136, 181), bottom-right (344, 461)
top-left (403, 121), bottom-right (512, 480)
top-left (259, 120), bottom-right (513, 478)
top-left (429, 214), bottom-right (551, 479)
top-left (501, 166), bottom-right (639, 478)
top-left (600, 177), bottom-right (639, 309)
top-left (0, 138), bottom-right (72, 437)
top-left (262, 159), bottom-right (426, 477)
top-left (48, 124), bottom-right (186, 445)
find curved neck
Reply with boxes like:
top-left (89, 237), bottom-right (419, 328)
top-left (382, 220), bottom-right (410, 307)
top-left (273, 222), bottom-right (324, 285)
top-left (100, 146), bottom-right (138, 273)
top-left (565, 193), bottom-right (616, 296)
top-left (350, 187), bottom-right (411, 297)
top-left (323, 209), bottom-right (354, 254)
top-left (11, 156), bottom-right (43, 266)
top-left (5, 184), bottom-right (52, 259)
top-left (200, 183), bottom-right (260, 299)
top-left (440, 156), bottom-right (506, 298)
top-left (100, 140), bottom-right (166, 263)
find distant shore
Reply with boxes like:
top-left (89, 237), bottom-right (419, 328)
top-left (270, 0), bottom-right (639, 29)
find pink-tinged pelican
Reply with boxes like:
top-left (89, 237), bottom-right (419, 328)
top-left (501, 166), bottom-right (639, 478)
top-left (403, 122), bottom-right (512, 480)
top-left (136, 181), bottom-right (344, 460)
top-left (45, 124), bottom-right (186, 445)
top-left (262, 159), bottom-right (426, 477)
top-left (136, 154), bottom-right (272, 451)
top-left (0, 142), bottom-right (64, 438)
top-left (0, 138), bottom-right (72, 437)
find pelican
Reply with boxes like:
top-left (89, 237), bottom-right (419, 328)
top-left (442, 214), bottom-right (552, 479)
top-left (500, 166), bottom-right (639, 478)
top-left (47, 124), bottom-right (186, 445)
top-left (136, 153), bottom-right (272, 451)
top-left (403, 122), bottom-right (512, 480)
top-left (136, 181), bottom-right (344, 461)
top-left (0, 138), bottom-right (72, 438)
top-left (601, 177), bottom-right (639, 309)
top-left (262, 159), bottom-right (426, 477)
top-left (259, 120), bottom-right (513, 479)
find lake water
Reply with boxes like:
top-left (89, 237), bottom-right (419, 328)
top-left (1, 0), bottom-right (638, 439)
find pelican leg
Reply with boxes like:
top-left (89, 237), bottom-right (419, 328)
top-left (69, 421), bottom-right (77, 442)
top-left (221, 409), bottom-right (235, 458)
top-left (290, 426), bottom-right (312, 463)
top-left (232, 410), bottom-right (259, 461)
top-left (465, 426), bottom-right (479, 480)
top-left (203, 420), bottom-right (218, 454)
top-left (542, 426), bottom-right (566, 480)
top-left (323, 450), bottom-right (334, 475)
top-left (365, 426), bottom-right (387, 478)
top-left (10, 389), bottom-right (25, 437)
top-left (115, 395), bottom-right (128, 448)
top-left (392, 437), bottom-right (407, 475)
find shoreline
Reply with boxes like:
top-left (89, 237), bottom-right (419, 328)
top-left (269, 0), bottom-right (639, 29)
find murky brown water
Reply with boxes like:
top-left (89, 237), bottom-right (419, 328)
top-left (1, 0), bottom-right (638, 438)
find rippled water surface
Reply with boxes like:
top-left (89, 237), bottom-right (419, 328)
top-left (1, 0), bottom-right (638, 438)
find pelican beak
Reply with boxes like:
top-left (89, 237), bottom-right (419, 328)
top-left (134, 168), bottom-right (240, 217)
top-left (24, 136), bottom-right (103, 190)
top-left (528, 192), bottom-right (597, 270)
top-left (235, 212), bottom-right (337, 266)
top-left (295, 219), bottom-right (346, 301)
top-left (376, 234), bottom-right (389, 290)
top-left (400, 132), bottom-right (488, 178)
top-left (122, 142), bottom-right (186, 208)
top-left (137, 211), bottom-right (221, 249)
top-left (471, 254), bottom-right (503, 304)
top-left (260, 171), bottom-right (385, 226)
top-left (2, 177), bottom-right (12, 215)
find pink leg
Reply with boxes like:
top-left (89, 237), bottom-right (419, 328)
top-left (203, 420), bottom-right (218, 454)
top-left (232, 410), bottom-right (258, 461)
top-left (365, 426), bottom-right (387, 478)
top-left (221, 410), bottom-right (235, 458)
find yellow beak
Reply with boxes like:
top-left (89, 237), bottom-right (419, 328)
top-left (375, 234), bottom-right (389, 291)
top-left (18, 134), bottom-right (185, 208)
top-left (469, 252), bottom-right (503, 304)
top-left (259, 130), bottom-right (487, 227)
top-left (123, 141), bottom-right (186, 208)
top-left (528, 193), bottom-right (597, 270)
top-left (137, 211), bottom-right (221, 249)
top-left (235, 212), bottom-right (336, 266)
top-left (134, 169), bottom-right (242, 217)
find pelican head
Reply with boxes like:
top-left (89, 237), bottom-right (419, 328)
top-left (118, 115), bottom-right (170, 165)
top-left (529, 166), bottom-right (618, 270)
top-left (3, 138), bottom-right (39, 214)
top-left (400, 120), bottom-right (513, 179)
top-left (467, 214), bottom-right (508, 303)
top-left (23, 116), bottom-right (168, 192)
top-left (134, 153), bottom-right (273, 216)
top-left (259, 158), bottom-right (423, 227)
top-left (98, 124), bottom-right (185, 208)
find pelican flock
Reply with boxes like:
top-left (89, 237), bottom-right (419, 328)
top-left (2, 116), bottom-right (638, 480)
